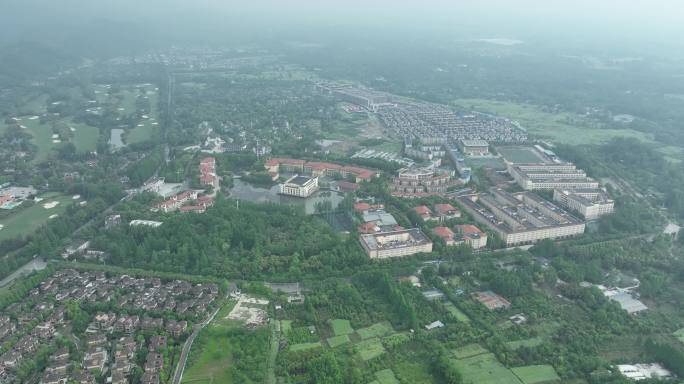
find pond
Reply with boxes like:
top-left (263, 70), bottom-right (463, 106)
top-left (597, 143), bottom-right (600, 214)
top-left (109, 128), bottom-right (125, 149)
top-left (228, 179), bottom-right (345, 214)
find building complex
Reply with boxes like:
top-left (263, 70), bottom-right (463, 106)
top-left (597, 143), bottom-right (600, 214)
top-left (507, 162), bottom-right (599, 190)
top-left (390, 167), bottom-right (460, 198)
top-left (457, 189), bottom-right (585, 246)
top-left (553, 188), bottom-right (614, 220)
top-left (279, 175), bottom-right (319, 198)
top-left (359, 228), bottom-right (433, 259)
top-left (264, 158), bottom-right (377, 183)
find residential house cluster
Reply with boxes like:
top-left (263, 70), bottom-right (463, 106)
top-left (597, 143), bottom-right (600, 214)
top-left (413, 203), bottom-right (461, 222)
top-left (1, 269), bottom-right (219, 384)
top-left (199, 157), bottom-right (219, 189)
top-left (151, 190), bottom-right (215, 214)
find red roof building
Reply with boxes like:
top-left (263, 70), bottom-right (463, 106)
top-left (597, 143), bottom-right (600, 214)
top-left (414, 205), bottom-right (433, 220)
top-left (434, 203), bottom-right (461, 220)
top-left (432, 226), bottom-right (459, 246)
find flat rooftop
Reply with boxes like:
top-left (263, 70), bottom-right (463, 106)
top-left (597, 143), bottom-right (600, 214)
top-left (286, 176), bottom-right (314, 186)
top-left (360, 228), bottom-right (431, 251)
top-left (460, 139), bottom-right (489, 147)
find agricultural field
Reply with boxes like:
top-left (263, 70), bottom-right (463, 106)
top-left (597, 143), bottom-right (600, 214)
top-left (356, 322), bottom-right (394, 340)
top-left (369, 369), bottom-right (400, 384)
top-left (329, 318), bottom-right (354, 336)
top-left (453, 98), bottom-right (655, 145)
top-left (506, 337), bottom-right (544, 350)
top-left (0, 193), bottom-right (75, 242)
top-left (511, 365), bottom-right (561, 384)
top-left (356, 338), bottom-right (386, 360)
top-left (451, 352), bottom-right (523, 384)
top-left (443, 302), bottom-right (470, 322)
top-left (326, 334), bottom-right (351, 348)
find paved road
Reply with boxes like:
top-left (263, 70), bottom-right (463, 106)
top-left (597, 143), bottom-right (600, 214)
top-left (172, 304), bottom-right (223, 384)
top-left (0, 258), bottom-right (47, 288)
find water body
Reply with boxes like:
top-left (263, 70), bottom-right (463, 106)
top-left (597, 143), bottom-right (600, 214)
top-left (109, 128), bottom-right (125, 149)
top-left (229, 179), bottom-right (344, 214)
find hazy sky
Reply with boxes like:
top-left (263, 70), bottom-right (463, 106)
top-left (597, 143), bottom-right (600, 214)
top-left (2, 0), bottom-right (683, 51)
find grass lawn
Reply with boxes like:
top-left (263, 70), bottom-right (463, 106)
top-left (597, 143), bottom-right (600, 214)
top-left (17, 116), bottom-right (55, 162)
top-left (127, 85), bottom-right (159, 144)
top-left (69, 120), bottom-right (100, 153)
top-left (329, 319), bottom-right (354, 336)
top-left (356, 338), bottom-right (386, 361)
top-left (356, 322), bottom-right (394, 340)
top-left (453, 98), bottom-right (655, 145)
top-left (452, 353), bottom-right (523, 384)
top-left (370, 369), bottom-right (399, 384)
top-left (444, 302), bottom-right (470, 322)
top-left (506, 337), bottom-right (544, 350)
top-left (511, 365), bottom-right (561, 384)
top-left (326, 334), bottom-right (350, 348)
top-left (675, 328), bottom-right (684, 344)
top-left (289, 342), bottom-right (322, 352)
top-left (0, 193), bottom-right (73, 242)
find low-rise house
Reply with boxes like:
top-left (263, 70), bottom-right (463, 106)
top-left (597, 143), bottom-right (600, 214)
top-left (414, 205), bottom-right (434, 221)
top-left (455, 224), bottom-right (488, 249)
top-left (434, 203), bottom-right (461, 221)
top-left (141, 316), bottom-right (163, 331)
top-left (82, 347), bottom-right (108, 373)
top-left (149, 335), bottom-right (167, 351)
top-left (144, 352), bottom-right (164, 373)
top-left (166, 320), bottom-right (188, 337)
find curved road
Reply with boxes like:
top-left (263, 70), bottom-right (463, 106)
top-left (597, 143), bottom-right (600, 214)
top-left (172, 303), bottom-right (223, 384)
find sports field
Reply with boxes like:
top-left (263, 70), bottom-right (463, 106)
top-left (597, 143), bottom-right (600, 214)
top-left (0, 193), bottom-right (73, 242)
top-left (511, 365), bottom-right (561, 384)
top-left (497, 146), bottom-right (548, 164)
top-left (453, 98), bottom-right (655, 145)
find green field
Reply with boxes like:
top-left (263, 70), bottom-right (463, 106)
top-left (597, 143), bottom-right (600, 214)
top-left (452, 344), bottom-right (488, 359)
top-left (329, 319), bottom-right (354, 336)
top-left (444, 302), bottom-right (470, 322)
top-left (453, 98), bottom-right (655, 145)
top-left (506, 337), bottom-right (544, 350)
top-left (0, 193), bottom-right (73, 242)
top-left (357, 338), bottom-right (386, 360)
top-left (369, 369), bottom-right (400, 384)
top-left (280, 320), bottom-right (293, 335)
top-left (497, 146), bottom-right (547, 164)
top-left (326, 334), bottom-right (351, 348)
top-left (511, 365), bottom-right (561, 384)
top-left (452, 353), bottom-right (523, 384)
top-left (356, 322), bottom-right (394, 340)
top-left (69, 120), bottom-right (100, 153)
top-left (126, 85), bottom-right (160, 144)
top-left (182, 301), bottom-right (269, 384)
top-left (289, 342), bottom-right (322, 352)
top-left (16, 116), bottom-right (54, 162)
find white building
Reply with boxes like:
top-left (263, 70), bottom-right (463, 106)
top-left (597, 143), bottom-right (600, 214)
top-left (458, 139), bottom-right (489, 156)
top-left (360, 228), bottom-right (433, 259)
top-left (279, 175), bottom-right (319, 198)
top-left (553, 189), bottom-right (614, 220)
